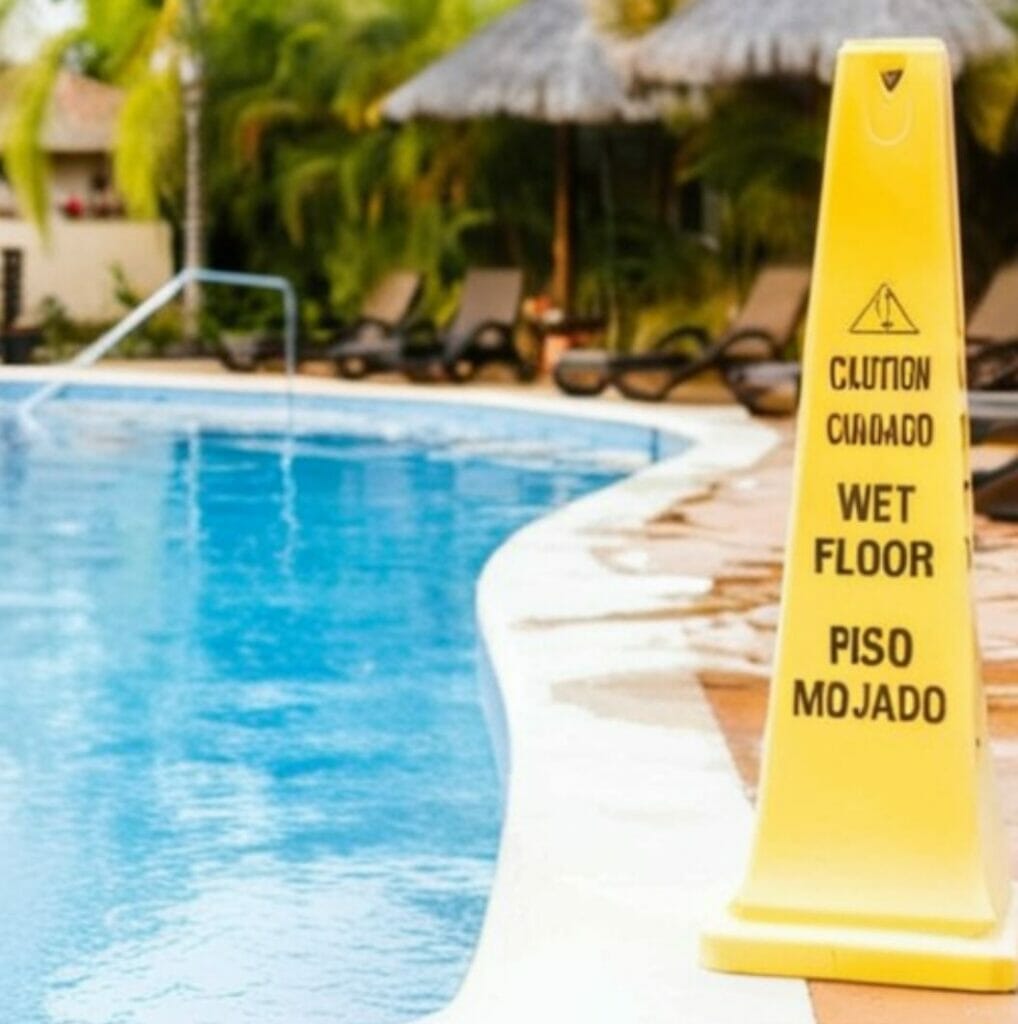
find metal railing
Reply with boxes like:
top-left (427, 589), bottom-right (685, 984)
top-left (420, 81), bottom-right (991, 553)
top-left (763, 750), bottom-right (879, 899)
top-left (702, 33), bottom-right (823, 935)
top-left (15, 267), bottom-right (298, 421)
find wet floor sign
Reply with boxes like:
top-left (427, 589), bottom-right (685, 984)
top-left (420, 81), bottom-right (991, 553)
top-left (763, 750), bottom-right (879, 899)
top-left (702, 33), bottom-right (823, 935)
top-left (700, 39), bottom-right (1018, 991)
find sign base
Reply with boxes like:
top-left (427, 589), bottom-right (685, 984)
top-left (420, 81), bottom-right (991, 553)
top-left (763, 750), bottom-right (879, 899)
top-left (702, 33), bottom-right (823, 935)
top-left (702, 886), bottom-right (1018, 992)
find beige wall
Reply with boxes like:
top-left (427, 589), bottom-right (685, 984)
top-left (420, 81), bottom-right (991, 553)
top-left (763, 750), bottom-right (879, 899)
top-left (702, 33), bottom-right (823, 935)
top-left (0, 218), bottom-right (173, 323)
top-left (50, 153), bottom-right (112, 205)
top-left (0, 154), bottom-right (122, 218)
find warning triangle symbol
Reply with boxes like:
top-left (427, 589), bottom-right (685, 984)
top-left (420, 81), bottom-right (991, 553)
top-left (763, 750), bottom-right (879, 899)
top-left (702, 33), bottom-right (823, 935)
top-left (880, 68), bottom-right (904, 92)
top-left (849, 283), bottom-right (919, 335)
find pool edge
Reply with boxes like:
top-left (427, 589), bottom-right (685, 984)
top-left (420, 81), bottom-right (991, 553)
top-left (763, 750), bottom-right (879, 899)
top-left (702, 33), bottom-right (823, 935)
top-left (447, 403), bottom-right (817, 1022)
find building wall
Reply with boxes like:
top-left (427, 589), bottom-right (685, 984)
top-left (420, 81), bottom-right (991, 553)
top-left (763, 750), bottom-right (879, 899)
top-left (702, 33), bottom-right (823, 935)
top-left (0, 153), bottom-right (123, 217)
top-left (0, 218), bottom-right (173, 323)
top-left (49, 153), bottom-right (116, 210)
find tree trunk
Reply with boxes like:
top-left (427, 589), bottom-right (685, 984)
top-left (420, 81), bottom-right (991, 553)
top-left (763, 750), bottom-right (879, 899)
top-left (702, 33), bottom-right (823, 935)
top-left (181, 58), bottom-right (204, 348)
top-left (180, 0), bottom-right (205, 349)
top-left (552, 123), bottom-right (574, 315)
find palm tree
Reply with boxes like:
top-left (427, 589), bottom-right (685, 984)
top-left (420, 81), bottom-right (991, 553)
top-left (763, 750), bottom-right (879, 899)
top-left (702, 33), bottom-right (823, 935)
top-left (4, 0), bottom-right (207, 339)
top-left (214, 0), bottom-right (520, 315)
top-left (5, 0), bottom-right (520, 333)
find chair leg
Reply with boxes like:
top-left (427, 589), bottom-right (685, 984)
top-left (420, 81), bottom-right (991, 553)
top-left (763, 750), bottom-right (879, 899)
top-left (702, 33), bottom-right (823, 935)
top-left (334, 355), bottom-right (371, 380)
top-left (614, 369), bottom-right (679, 402)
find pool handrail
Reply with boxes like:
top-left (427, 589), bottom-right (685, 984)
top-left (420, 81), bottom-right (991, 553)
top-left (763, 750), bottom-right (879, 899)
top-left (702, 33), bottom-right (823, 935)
top-left (15, 267), bottom-right (298, 421)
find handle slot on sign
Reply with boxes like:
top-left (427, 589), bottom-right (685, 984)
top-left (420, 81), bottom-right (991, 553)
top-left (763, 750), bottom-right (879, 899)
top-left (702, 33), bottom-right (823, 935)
top-left (881, 68), bottom-right (904, 92)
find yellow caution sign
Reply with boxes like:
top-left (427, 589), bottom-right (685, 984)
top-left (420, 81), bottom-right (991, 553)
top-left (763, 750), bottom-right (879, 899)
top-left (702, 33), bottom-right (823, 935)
top-left (701, 38), bottom-right (1018, 992)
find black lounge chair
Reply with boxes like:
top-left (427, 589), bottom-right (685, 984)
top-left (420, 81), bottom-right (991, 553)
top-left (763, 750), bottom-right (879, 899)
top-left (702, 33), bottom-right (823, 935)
top-left (726, 360), bottom-right (802, 417)
top-left (973, 454), bottom-right (1018, 521)
top-left (443, 268), bottom-right (530, 381)
top-left (333, 268), bottom-right (529, 382)
top-left (218, 270), bottom-right (421, 373)
top-left (426, 268), bottom-right (530, 382)
top-left (553, 265), bottom-right (810, 402)
top-left (324, 271), bottom-right (423, 378)
top-left (968, 391), bottom-right (1018, 444)
top-left (218, 319), bottom-right (315, 373)
top-left (966, 261), bottom-right (1018, 390)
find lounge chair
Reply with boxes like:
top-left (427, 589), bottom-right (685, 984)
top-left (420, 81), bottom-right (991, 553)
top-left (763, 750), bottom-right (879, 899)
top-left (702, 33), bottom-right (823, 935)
top-left (726, 360), bottom-right (802, 417)
top-left (553, 265), bottom-right (810, 402)
top-left (973, 454), bottom-right (1018, 521)
top-left (966, 260), bottom-right (1018, 390)
top-left (348, 268), bottom-right (528, 385)
top-left (335, 268), bottom-right (529, 383)
top-left (430, 268), bottom-right (529, 382)
top-left (968, 390), bottom-right (1018, 444)
top-left (324, 271), bottom-right (423, 378)
top-left (218, 270), bottom-right (421, 373)
top-left (966, 392), bottom-right (1018, 520)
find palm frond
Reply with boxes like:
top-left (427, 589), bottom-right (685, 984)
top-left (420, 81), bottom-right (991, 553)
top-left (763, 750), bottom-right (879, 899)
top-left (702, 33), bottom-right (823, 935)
top-left (233, 97), bottom-right (306, 164)
top-left (3, 31), bottom-right (78, 231)
top-left (278, 153), bottom-right (340, 244)
top-left (113, 68), bottom-right (182, 216)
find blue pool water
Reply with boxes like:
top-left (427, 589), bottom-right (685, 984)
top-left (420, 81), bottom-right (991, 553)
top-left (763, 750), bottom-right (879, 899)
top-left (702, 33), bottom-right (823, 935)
top-left (0, 398), bottom-right (629, 1024)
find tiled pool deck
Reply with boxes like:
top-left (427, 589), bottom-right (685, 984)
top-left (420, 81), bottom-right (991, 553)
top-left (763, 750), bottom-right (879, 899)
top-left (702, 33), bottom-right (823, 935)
top-left (3, 361), bottom-right (1018, 1023)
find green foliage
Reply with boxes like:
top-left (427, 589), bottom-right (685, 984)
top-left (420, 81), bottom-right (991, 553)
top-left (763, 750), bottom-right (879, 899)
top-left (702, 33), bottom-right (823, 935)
top-left (568, 124), bottom-right (721, 349)
top-left (72, 0), bottom-right (192, 91)
top-left (2, 0), bottom-right (190, 226)
top-left (946, 8), bottom-right (1018, 295)
top-left (962, 56), bottom-right (1018, 155)
top-left (197, 0), bottom-right (717, 339)
top-left (961, 4), bottom-right (1018, 156)
top-left (36, 294), bottom-right (77, 358)
top-left (202, 0), bottom-right (529, 321)
top-left (2, 32), bottom-right (75, 230)
top-left (683, 82), bottom-right (826, 278)
top-left (114, 69), bottom-right (182, 216)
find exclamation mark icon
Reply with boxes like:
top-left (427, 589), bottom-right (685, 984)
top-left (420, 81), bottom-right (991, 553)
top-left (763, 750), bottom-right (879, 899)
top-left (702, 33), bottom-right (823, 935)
top-left (879, 285), bottom-right (894, 330)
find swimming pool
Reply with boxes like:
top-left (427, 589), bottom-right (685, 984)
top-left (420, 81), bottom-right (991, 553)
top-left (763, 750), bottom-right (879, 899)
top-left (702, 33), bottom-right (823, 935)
top-left (0, 389), bottom-right (660, 1024)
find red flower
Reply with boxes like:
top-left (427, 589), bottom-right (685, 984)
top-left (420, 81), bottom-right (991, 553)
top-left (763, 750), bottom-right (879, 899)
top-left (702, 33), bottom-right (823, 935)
top-left (61, 195), bottom-right (85, 218)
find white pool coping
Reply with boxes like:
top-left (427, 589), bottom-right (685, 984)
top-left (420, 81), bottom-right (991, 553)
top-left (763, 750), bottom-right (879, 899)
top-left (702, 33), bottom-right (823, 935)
top-left (0, 366), bottom-right (815, 1023)
top-left (455, 404), bottom-right (814, 1024)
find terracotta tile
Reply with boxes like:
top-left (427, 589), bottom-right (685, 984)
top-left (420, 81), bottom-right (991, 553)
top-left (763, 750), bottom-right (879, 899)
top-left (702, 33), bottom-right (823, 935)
top-left (809, 982), bottom-right (1018, 1024)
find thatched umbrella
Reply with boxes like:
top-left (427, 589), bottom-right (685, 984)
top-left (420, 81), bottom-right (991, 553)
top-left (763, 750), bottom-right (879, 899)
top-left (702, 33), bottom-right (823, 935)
top-left (630, 0), bottom-right (1014, 85)
top-left (384, 0), bottom-right (662, 313)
